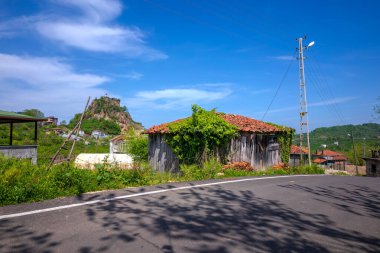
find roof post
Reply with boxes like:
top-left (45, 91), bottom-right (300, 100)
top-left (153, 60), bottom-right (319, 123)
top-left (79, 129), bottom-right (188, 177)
top-left (9, 122), bottom-right (13, 146)
top-left (34, 121), bottom-right (38, 145)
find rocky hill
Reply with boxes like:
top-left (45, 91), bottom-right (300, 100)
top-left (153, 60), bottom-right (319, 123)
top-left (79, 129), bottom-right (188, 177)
top-left (69, 96), bottom-right (144, 134)
top-left (87, 96), bottom-right (144, 131)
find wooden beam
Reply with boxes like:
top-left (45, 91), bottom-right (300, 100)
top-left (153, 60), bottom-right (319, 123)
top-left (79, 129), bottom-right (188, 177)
top-left (9, 122), bottom-right (13, 146)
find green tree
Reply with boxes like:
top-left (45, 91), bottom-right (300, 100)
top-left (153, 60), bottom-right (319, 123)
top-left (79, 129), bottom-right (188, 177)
top-left (165, 105), bottom-right (237, 165)
top-left (20, 109), bottom-right (45, 118)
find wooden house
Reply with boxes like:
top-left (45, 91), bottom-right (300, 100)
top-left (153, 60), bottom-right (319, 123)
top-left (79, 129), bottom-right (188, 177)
top-left (146, 114), bottom-right (289, 172)
top-left (109, 135), bottom-right (127, 154)
top-left (312, 149), bottom-right (347, 170)
top-left (290, 145), bottom-right (309, 167)
top-left (363, 150), bottom-right (380, 177)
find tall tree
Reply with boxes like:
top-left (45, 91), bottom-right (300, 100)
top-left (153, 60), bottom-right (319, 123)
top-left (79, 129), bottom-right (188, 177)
top-left (20, 109), bottom-right (45, 118)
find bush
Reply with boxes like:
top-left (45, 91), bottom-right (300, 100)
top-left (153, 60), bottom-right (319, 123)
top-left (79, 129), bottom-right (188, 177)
top-left (0, 154), bottom-right (324, 207)
top-left (126, 135), bottom-right (148, 162)
top-left (180, 158), bottom-right (222, 180)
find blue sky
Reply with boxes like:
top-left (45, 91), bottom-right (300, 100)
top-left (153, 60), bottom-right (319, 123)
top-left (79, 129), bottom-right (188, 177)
top-left (0, 0), bottom-right (379, 130)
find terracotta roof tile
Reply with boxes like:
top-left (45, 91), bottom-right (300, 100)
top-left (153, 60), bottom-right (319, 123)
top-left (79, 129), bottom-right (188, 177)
top-left (290, 145), bottom-right (309, 154)
top-left (313, 149), bottom-right (347, 161)
top-left (146, 114), bottom-right (284, 134)
top-left (313, 158), bottom-right (327, 164)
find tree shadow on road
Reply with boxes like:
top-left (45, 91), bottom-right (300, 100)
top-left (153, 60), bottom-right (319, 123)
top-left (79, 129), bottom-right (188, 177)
top-left (0, 219), bottom-right (61, 253)
top-left (78, 184), bottom-right (380, 253)
top-left (278, 182), bottom-right (380, 219)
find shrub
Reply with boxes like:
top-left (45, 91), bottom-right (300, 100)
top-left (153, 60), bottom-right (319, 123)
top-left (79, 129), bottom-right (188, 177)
top-left (126, 134), bottom-right (148, 162)
top-left (222, 161), bottom-right (254, 171)
top-left (180, 158), bottom-right (222, 180)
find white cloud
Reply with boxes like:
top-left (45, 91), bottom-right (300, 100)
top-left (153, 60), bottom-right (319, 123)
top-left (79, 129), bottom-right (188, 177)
top-left (270, 55), bottom-right (294, 61)
top-left (258, 97), bottom-right (356, 114)
top-left (0, 53), bottom-right (109, 120)
top-left (122, 71), bottom-right (143, 80)
top-left (55, 0), bottom-right (123, 22)
top-left (128, 87), bottom-right (232, 109)
top-left (36, 22), bottom-right (166, 60)
top-left (1, 0), bottom-right (167, 60)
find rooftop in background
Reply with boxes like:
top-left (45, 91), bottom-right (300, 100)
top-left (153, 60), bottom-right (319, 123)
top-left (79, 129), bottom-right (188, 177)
top-left (146, 114), bottom-right (285, 134)
top-left (0, 110), bottom-right (47, 123)
top-left (313, 149), bottom-right (348, 161)
top-left (291, 145), bottom-right (309, 154)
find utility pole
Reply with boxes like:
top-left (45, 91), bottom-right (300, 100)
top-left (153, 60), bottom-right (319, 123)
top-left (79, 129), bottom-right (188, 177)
top-left (363, 138), bottom-right (366, 157)
top-left (297, 37), bottom-right (313, 166)
top-left (349, 131), bottom-right (359, 175)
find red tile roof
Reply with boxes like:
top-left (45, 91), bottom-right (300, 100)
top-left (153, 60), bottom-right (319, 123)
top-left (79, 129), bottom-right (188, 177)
top-left (313, 158), bottom-right (327, 164)
top-left (290, 145), bottom-right (309, 154)
top-left (146, 114), bottom-right (284, 134)
top-left (314, 149), bottom-right (347, 161)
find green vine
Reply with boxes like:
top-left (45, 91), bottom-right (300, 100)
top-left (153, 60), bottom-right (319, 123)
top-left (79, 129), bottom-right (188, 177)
top-left (165, 105), bottom-right (237, 165)
top-left (267, 123), bottom-right (294, 164)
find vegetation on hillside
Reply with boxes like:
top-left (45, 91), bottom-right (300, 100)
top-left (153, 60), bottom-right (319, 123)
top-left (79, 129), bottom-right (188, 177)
top-left (293, 123), bottom-right (380, 165)
top-left (68, 115), bottom-right (121, 135)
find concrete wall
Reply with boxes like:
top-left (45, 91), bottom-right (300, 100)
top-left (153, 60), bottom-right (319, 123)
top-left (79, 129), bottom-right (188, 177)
top-left (0, 145), bottom-right (37, 164)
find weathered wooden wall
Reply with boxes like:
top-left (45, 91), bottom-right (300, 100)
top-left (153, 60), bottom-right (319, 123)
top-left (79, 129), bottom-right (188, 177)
top-left (148, 132), bottom-right (282, 172)
top-left (228, 133), bottom-right (280, 169)
top-left (148, 134), bottom-right (179, 173)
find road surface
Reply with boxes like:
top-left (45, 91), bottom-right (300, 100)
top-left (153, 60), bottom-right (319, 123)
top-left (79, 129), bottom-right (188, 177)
top-left (0, 175), bottom-right (379, 253)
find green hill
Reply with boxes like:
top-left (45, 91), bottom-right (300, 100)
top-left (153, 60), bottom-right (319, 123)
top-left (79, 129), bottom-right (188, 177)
top-left (69, 96), bottom-right (144, 135)
top-left (293, 123), bottom-right (380, 164)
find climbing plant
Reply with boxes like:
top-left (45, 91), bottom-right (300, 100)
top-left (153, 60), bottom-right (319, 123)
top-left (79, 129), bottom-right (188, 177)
top-left (165, 105), bottom-right (237, 165)
top-left (268, 123), bottom-right (294, 165)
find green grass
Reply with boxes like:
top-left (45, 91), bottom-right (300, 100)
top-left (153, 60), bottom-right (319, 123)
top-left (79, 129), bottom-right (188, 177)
top-left (0, 156), bottom-right (324, 206)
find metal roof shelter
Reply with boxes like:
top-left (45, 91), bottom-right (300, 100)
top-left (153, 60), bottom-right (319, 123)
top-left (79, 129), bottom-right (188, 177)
top-left (0, 110), bottom-right (47, 164)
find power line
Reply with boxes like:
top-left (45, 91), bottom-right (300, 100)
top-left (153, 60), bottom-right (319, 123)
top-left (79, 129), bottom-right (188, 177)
top-left (261, 50), bottom-right (296, 121)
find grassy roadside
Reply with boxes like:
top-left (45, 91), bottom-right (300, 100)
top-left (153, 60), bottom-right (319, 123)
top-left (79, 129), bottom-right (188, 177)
top-left (0, 157), bottom-right (324, 206)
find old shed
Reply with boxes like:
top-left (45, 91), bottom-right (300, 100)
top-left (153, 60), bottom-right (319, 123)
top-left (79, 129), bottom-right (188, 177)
top-left (0, 110), bottom-right (46, 164)
top-left (146, 114), bottom-right (288, 172)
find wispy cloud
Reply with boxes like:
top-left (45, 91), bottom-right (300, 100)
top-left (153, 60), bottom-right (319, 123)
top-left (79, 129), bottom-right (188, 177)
top-left (128, 86), bottom-right (232, 109)
top-left (1, 0), bottom-right (167, 60)
top-left (0, 53), bottom-right (109, 119)
top-left (258, 97), bottom-right (356, 114)
top-left (269, 55), bottom-right (294, 61)
top-left (55, 0), bottom-right (123, 22)
top-left (113, 71), bottom-right (143, 80)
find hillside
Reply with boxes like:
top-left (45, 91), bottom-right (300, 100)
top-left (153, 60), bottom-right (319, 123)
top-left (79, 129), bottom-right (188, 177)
top-left (293, 123), bottom-right (380, 164)
top-left (69, 96), bottom-right (144, 135)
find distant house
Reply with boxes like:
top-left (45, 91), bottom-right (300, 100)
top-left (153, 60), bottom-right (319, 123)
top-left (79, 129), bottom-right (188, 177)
top-left (146, 114), bottom-right (289, 172)
top-left (363, 150), bottom-right (380, 177)
top-left (91, 130), bottom-right (107, 139)
top-left (290, 145), bottom-right (309, 167)
top-left (44, 116), bottom-right (58, 126)
top-left (109, 135), bottom-right (127, 154)
top-left (312, 149), bottom-right (347, 170)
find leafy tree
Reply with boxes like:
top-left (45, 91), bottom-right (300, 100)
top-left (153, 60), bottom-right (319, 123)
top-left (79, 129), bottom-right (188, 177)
top-left (20, 109), bottom-right (45, 118)
top-left (165, 105), bottom-right (237, 165)
top-left (375, 96), bottom-right (380, 118)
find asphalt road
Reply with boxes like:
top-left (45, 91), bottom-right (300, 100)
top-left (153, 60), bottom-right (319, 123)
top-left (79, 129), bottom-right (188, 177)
top-left (0, 175), bottom-right (379, 253)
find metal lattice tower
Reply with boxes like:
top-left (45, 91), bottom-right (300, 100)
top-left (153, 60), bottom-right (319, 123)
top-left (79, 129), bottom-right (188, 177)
top-left (297, 37), bottom-right (312, 166)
